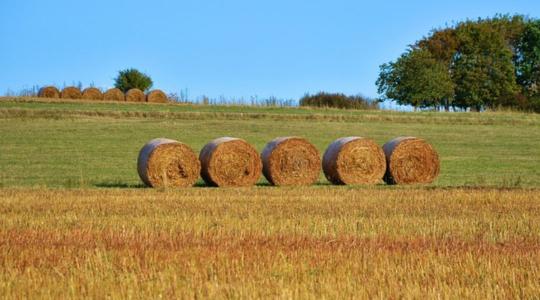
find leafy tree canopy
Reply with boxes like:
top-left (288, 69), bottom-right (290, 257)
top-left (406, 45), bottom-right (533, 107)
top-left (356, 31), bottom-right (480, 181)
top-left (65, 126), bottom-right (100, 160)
top-left (377, 48), bottom-right (454, 110)
top-left (516, 20), bottom-right (540, 96)
top-left (377, 15), bottom-right (539, 112)
top-left (114, 68), bottom-right (153, 92)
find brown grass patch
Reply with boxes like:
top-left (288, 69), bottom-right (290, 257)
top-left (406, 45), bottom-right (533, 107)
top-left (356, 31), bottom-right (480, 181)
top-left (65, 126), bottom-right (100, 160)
top-left (0, 188), bottom-right (538, 298)
top-left (146, 89), bottom-right (168, 103)
top-left (383, 136), bottom-right (440, 184)
top-left (61, 86), bottom-right (82, 99)
top-left (261, 137), bottom-right (321, 186)
top-left (137, 138), bottom-right (200, 187)
top-left (323, 137), bottom-right (386, 185)
top-left (3, 229), bottom-right (539, 256)
top-left (199, 137), bottom-right (262, 187)
top-left (103, 88), bottom-right (125, 101)
top-left (125, 88), bottom-right (145, 102)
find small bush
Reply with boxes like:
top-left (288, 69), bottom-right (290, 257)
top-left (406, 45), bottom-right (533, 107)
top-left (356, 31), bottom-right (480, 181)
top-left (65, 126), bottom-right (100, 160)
top-left (114, 68), bottom-right (153, 92)
top-left (528, 95), bottom-right (540, 113)
top-left (299, 92), bottom-right (378, 110)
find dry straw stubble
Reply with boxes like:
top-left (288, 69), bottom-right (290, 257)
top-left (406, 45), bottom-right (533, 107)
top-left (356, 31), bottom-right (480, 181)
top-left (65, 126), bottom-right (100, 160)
top-left (137, 138), bottom-right (200, 188)
top-left (81, 87), bottom-right (103, 100)
top-left (61, 86), bottom-right (82, 99)
top-left (261, 137), bottom-right (321, 186)
top-left (323, 137), bottom-right (386, 185)
top-left (38, 86), bottom-right (60, 98)
top-left (125, 88), bottom-right (145, 102)
top-left (103, 88), bottom-right (125, 101)
top-left (199, 137), bottom-right (262, 187)
top-left (383, 136), bottom-right (440, 184)
top-left (146, 89), bottom-right (168, 103)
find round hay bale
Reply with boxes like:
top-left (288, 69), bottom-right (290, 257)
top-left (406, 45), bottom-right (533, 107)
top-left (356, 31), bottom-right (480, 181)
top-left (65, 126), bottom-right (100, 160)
top-left (137, 138), bottom-right (200, 188)
top-left (382, 137), bottom-right (440, 184)
top-left (322, 137), bottom-right (386, 185)
top-left (81, 87), bottom-right (103, 100)
top-left (125, 88), bottom-right (145, 102)
top-left (61, 86), bottom-right (82, 99)
top-left (199, 137), bottom-right (262, 187)
top-left (103, 88), bottom-right (125, 101)
top-left (38, 86), bottom-right (60, 98)
top-left (146, 89), bottom-right (168, 103)
top-left (261, 137), bottom-right (321, 186)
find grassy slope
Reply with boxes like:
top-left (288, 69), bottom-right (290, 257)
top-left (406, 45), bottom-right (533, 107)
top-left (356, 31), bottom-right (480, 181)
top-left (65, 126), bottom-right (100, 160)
top-left (2, 97), bottom-right (539, 124)
top-left (0, 98), bottom-right (539, 187)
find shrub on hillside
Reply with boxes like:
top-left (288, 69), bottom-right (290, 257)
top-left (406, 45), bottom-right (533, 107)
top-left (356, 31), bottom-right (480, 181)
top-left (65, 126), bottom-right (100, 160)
top-left (528, 95), bottom-right (540, 113)
top-left (299, 92), bottom-right (378, 110)
top-left (114, 68), bottom-right (153, 92)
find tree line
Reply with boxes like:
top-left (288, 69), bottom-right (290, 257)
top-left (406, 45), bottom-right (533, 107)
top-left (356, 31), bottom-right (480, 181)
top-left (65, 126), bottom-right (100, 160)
top-left (377, 15), bottom-right (540, 112)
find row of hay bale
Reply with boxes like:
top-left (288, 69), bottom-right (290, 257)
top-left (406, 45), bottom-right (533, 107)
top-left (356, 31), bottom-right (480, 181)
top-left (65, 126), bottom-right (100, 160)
top-left (137, 136), bottom-right (440, 188)
top-left (37, 86), bottom-right (168, 103)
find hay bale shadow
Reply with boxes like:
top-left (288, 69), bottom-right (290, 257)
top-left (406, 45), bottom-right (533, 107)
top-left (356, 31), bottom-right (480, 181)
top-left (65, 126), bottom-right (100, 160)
top-left (94, 181), bottom-right (145, 188)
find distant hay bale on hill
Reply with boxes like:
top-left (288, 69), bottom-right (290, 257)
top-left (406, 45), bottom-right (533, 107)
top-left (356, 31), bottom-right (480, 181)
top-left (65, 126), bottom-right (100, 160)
top-left (383, 137), bottom-right (440, 184)
top-left (125, 88), bottom-right (145, 102)
top-left (199, 137), bottom-right (262, 187)
top-left (323, 137), bottom-right (386, 185)
top-left (61, 86), bottom-right (82, 99)
top-left (38, 86), bottom-right (60, 99)
top-left (81, 87), bottom-right (103, 100)
top-left (103, 88), bottom-right (125, 101)
top-left (261, 137), bottom-right (321, 186)
top-left (146, 89), bottom-right (168, 103)
top-left (137, 138), bottom-right (200, 188)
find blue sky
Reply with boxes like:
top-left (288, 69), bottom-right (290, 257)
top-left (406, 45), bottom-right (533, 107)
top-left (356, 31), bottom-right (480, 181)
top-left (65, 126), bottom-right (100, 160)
top-left (1, 0), bottom-right (538, 101)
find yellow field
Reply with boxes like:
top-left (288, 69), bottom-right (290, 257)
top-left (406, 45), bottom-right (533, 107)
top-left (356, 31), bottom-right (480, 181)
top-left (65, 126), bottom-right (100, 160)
top-left (1, 187), bottom-right (538, 298)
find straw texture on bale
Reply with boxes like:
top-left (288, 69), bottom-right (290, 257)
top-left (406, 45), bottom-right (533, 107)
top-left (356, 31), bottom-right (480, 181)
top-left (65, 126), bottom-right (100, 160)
top-left (199, 137), bottom-right (262, 187)
top-left (323, 137), bottom-right (386, 185)
top-left (61, 86), bottom-right (82, 99)
top-left (146, 89), bottom-right (168, 103)
top-left (38, 86), bottom-right (60, 98)
top-left (383, 136), bottom-right (440, 184)
top-left (103, 88), bottom-right (125, 101)
top-left (81, 87), bottom-right (103, 100)
top-left (125, 88), bottom-right (145, 102)
top-left (261, 137), bottom-right (321, 186)
top-left (137, 138), bottom-right (200, 188)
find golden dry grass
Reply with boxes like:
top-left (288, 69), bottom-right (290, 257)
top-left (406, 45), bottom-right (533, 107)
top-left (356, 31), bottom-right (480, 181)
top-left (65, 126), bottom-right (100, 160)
top-left (0, 187), bottom-right (538, 298)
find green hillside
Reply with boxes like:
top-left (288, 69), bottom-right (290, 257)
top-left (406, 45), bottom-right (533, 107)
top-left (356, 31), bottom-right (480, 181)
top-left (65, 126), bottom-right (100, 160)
top-left (1, 97), bottom-right (539, 188)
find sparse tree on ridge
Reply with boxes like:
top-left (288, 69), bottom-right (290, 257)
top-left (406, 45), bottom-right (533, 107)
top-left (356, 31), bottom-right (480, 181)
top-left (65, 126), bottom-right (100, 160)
top-left (114, 68), bottom-right (153, 92)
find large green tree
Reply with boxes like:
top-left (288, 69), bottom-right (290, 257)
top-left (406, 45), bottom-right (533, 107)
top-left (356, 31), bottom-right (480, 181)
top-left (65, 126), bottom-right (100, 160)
top-left (377, 48), bottom-right (454, 110)
top-left (516, 20), bottom-right (540, 96)
top-left (452, 20), bottom-right (520, 110)
top-left (377, 15), bottom-right (537, 111)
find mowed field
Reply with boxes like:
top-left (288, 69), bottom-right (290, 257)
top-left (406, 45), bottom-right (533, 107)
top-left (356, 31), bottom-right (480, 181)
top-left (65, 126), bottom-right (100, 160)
top-left (0, 98), bottom-right (539, 298)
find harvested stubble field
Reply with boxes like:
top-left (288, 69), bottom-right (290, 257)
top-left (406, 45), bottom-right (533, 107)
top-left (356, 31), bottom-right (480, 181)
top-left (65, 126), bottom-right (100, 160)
top-left (1, 188), bottom-right (539, 298)
top-left (0, 97), bottom-right (539, 298)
